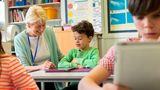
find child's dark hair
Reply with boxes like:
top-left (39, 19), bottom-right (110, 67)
top-left (128, 0), bottom-right (160, 16)
top-left (72, 20), bottom-right (94, 37)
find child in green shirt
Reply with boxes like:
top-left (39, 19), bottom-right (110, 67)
top-left (58, 20), bottom-right (100, 90)
top-left (58, 20), bottom-right (99, 69)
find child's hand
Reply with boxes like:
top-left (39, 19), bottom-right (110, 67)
top-left (71, 58), bottom-right (78, 64)
top-left (127, 38), bottom-right (140, 42)
top-left (77, 65), bottom-right (84, 69)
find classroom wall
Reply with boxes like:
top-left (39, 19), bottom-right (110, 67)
top-left (99, 26), bottom-right (138, 57)
top-left (99, 38), bottom-right (128, 57)
top-left (0, 1), bottom-right (8, 32)
top-left (99, 0), bottom-right (138, 57)
top-left (100, 24), bottom-right (138, 57)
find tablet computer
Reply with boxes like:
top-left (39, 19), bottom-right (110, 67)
top-left (46, 68), bottom-right (75, 72)
top-left (46, 67), bottom-right (92, 72)
top-left (114, 42), bottom-right (160, 90)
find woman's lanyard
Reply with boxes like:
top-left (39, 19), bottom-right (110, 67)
top-left (27, 34), bottom-right (40, 65)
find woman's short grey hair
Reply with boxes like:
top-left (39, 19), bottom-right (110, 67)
top-left (25, 5), bottom-right (47, 24)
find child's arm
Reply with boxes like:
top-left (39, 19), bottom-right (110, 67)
top-left (76, 48), bottom-right (99, 68)
top-left (71, 58), bottom-right (84, 68)
top-left (58, 49), bottom-right (79, 68)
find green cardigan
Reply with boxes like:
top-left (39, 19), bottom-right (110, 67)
top-left (14, 27), bottom-right (64, 90)
top-left (14, 27), bottom-right (63, 66)
top-left (58, 47), bottom-right (100, 68)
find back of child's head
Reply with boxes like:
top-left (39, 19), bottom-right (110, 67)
top-left (72, 20), bottom-right (94, 37)
top-left (128, 0), bottom-right (160, 16)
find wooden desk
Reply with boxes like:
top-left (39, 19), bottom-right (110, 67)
top-left (30, 70), bottom-right (89, 82)
top-left (30, 70), bottom-right (89, 90)
top-left (30, 70), bottom-right (113, 90)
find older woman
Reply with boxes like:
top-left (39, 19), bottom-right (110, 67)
top-left (14, 5), bottom-right (64, 90)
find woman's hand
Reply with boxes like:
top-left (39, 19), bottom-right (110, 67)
top-left (102, 83), bottom-right (131, 90)
top-left (40, 60), bottom-right (56, 70)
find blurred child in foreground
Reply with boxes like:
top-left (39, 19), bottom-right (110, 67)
top-left (78, 0), bottom-right (160, 89)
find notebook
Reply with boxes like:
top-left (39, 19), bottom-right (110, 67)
top-left (114, 42), bottom-right (160, 90)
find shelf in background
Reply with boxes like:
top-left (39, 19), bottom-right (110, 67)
top-left (9, 2), bottom-right (60, 9)
top-left (9, 21), bottom-right (25, 25)
top-left (9, 19), bottom-right (61, 25)
top-left (47, 19), bottom-right (61, 23)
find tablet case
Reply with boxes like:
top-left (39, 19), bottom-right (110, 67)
top-left (46, 68), bottom-right (91, 72)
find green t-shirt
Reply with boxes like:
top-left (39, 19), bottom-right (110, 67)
top-left (58, 47), bottom-right (99, 68)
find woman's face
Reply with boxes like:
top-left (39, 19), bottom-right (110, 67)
top-left (133, 10), bottom-right (160, 41)
top-left (27, 21), bottom-right (46, 37)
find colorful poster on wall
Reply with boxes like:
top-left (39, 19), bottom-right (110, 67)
top-left (65, 0), bottom-right (102, 33)
top-left (108, 0), bottom-right (136, 33)
top-left (92, 0), bottom-right (102, 33)
top-left (66, 0), bottom-right (89, 25)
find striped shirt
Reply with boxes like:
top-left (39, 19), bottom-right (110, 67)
top-left (0, 54), bottom-right (39, 90)
top-left (99, 46), bottom-right (115, 74)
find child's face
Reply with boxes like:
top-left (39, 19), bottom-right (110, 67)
top-left (133, 10), bottom-right (160, 41)
top-left (73, 32), bottom-right (92, 50)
